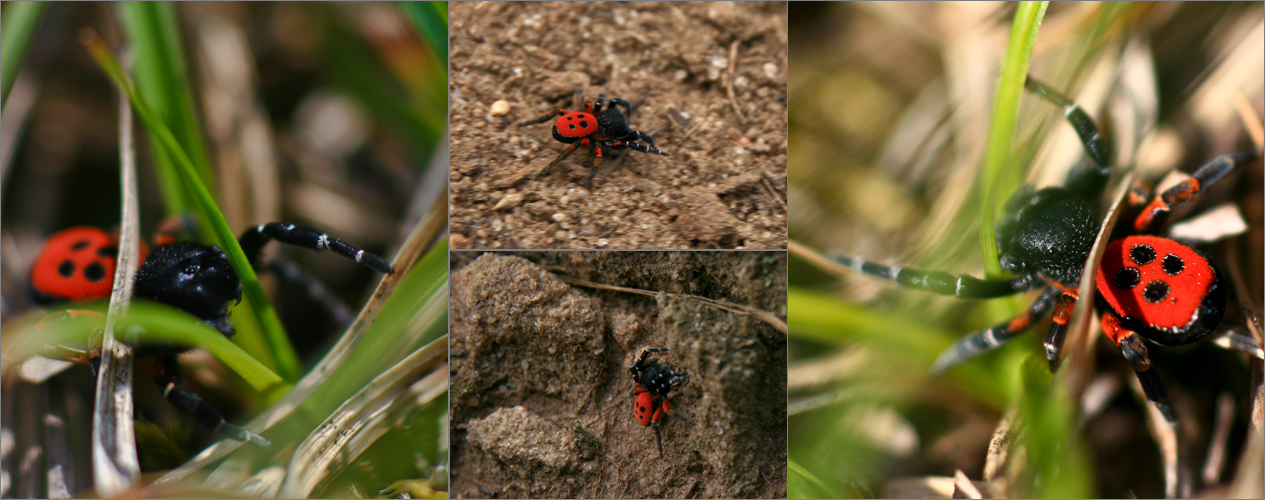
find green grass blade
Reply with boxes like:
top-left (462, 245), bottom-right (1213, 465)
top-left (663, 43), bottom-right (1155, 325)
top-left (789, 458), bottom-right (839, 499)
top-left (116, 1), bottom-right (216, 218)
top-left (978, 1), bottom-right (1047, 278)
top-left (82, 31), bottom-right (300, 381)
top-left (1, 1), bottom-right (47, 107)
top-left (7, 302), bottom-right (285, 394)
top-left (322, 4), bottom-right (444, 156)
top-left (400, 1), bottom-right (447, 66)
top-left (318, 237), bottom-right (449, 410)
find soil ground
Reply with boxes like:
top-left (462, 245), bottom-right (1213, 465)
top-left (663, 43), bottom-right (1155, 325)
top-left (449, 251), bottom-right (788, 498)
top-left (449, 1), bottom-right (788, 250)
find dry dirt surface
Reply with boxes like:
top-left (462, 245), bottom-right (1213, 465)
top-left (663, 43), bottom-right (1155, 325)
top-left (449, 1), bottom-right (788, 250)
top-left (449, 252), bottom-right (788, 498)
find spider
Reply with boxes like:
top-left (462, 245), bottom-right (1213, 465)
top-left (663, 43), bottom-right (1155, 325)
top-left (518, 92), bottom-right (669, 187)
top-left (828, 76), bottom-right (1262, 424)
top-left (629, 347), bottom-right (694, 457)
top-left (28, 219), bottom-right (393, 446)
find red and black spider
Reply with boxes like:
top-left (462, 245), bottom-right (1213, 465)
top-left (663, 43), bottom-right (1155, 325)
top-left (28, 220), bottom-right (393, 446)
top-left (519, 92), bottom-right (669, 186)
top-left (829, 76), bottom-right (1262, 425)
top-left (629, 347), bottom-right (694, 458)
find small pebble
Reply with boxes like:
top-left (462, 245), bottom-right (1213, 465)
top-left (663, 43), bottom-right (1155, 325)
top-left (551, 213), bottom-right (569, 223)
top-left (493, 194), bottom-right (524, 210)
top-left (489, 100), bottom-right (512, 116)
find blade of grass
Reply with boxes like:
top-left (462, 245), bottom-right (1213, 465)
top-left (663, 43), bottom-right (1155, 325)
top-left (0, 1), bottom-right (46, 108)
top-left (322, 7), bottom-right (442, 153)
top-left (93, 86), bottom-right (143, 495)
top-left (789, 457), bottom-right (839, 498)
top-left (82, 29), bottom-right (300, 381)
top-left (978, 1), bottom-right (1047, 278)
top-left (400, 1), bottom-right (447, 67)
top-left (117, 1), bottom-right (217, 217)
top-left (6, 302), bottom-right (285, 394)
top-left (283, 338), bottom-right (448, 498)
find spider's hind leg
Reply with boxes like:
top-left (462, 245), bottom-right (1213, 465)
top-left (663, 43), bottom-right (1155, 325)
top-left (1101, 312), bottom-right (1177, 424)
top-left (828, 253), bottom-right (1033, 299)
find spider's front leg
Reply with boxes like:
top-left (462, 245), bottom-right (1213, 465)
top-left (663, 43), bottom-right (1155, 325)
top-left (1042, 290), bottom-right (1079, 370)
top-left (153, 354), bottom-right (271, 446)
top-left (541, 138), bottom-right (590, 177)
top-left (931, 289), bottom-right (1059, 373)
top-left (238, 223), bottom-right (393, 275)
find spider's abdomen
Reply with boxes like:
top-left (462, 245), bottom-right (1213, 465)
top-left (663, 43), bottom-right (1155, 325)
top-left (30, 227), bottom-right (141, 303)
top-left (634, 392), bottom-right (658, 426)
top-left (997, 187), bottom-right (1097, 288)
top-left (551, 112), bottom-right (597, 142)
top-left (1095, 236), bottom-right (1224, 346)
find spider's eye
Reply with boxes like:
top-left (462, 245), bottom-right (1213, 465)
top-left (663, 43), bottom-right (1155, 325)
top-left (183, 263), bottom-right (201, 276)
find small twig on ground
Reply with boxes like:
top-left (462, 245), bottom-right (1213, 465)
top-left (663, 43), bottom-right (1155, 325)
top-left (552, 274), bottom-right (787, 335)
top-left (725, 40), bottom-right (747, 123)
top-left (759, 171), bottom-right (787, 212)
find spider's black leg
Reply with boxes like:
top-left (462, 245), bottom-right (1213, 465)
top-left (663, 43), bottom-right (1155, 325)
top-left (828, 254), bottom-right (1034, 298)
top-left (517, 109), bottom-right (567, 127)
top-left (1101, 312), bottom-right (1177, 424)
top-left (154, 355), bottom-right (271, 446)
top-left (930, 288), bottom-right (1058, 373)
top-left (630, 130), bottom-right (659, 148)
top-left (662, 400), bottom-right (695, 426)
top-left (1042, 290), bottom-right (1079, 371)
top-left (609, 97), bottom-right (633, 119)
top-left (266, 258), bottom-right (356, 327)
top-left (651, 423), bottom-right (664, 458)
top-left (1133, 149), bottom-right (1261, 232)
top-left (542, 139), bottom-right (588, 177)
top-left (238, 223), bottom-right (393, 275)
top-left (611, 137), bottom-right (670, 157)
top-left (591, 93), bottom-right (606, 115)
top-left (1024, 77), bottom-right (1112, 197)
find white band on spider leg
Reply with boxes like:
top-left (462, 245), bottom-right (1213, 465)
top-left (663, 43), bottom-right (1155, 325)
top-left (355, 250), bottom-right (364, 262)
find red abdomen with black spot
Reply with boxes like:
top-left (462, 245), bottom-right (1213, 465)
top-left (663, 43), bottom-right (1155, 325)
top-left (29, 227), bottom-right (146, 303)
top-left (1095, 235), bottom-right (1225, 346)
top-left (634, 391), bottom-right (658, 426)
top-left (551, 112), bottom-right (597, 143)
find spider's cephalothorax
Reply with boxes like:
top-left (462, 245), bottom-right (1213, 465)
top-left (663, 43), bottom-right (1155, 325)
top-left (29, 221), bottom-right (393, 446)
top-left (829, 76), bottom-right (1261, 425)
top-left (628, 347), bottom-right (693, 457)
top-left (519, 93), bottom-right (669, 186)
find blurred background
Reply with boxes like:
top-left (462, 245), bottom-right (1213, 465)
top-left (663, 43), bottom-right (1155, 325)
top-left (789, 2), bottom-right (1262, 498)
top-left (1, 2), bottom-right (448, 497)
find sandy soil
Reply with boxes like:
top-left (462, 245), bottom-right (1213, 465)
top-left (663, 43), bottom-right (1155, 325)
top-left (449, 251), bottom-right (788, 498)
top-left (449, 1), bottom-right (788, 250)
